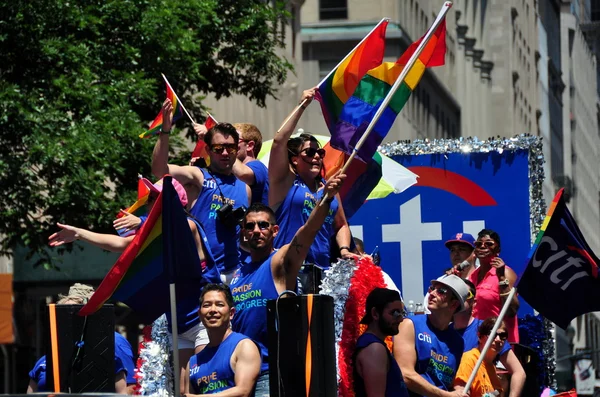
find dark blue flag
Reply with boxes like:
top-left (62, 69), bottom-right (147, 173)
top-left (517, 188), bottom-right (600, 329)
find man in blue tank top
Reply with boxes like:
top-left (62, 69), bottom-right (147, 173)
top-left (353, 288), bottom-right (409, 397)
top-left (394, 275), bottom-right (470, 397)
top-left (451, 280), bottom-right (525, 397)
top-left (229, 172), bottom-right (346, 396)
top-left (152, 101), bottom-right (251, 282)
top-left (231, 123), bottom-right (269, 206)
top-left (185, 284), bottom-right (261, 396)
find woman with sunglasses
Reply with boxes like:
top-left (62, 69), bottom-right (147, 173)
top-left (468, 229), bottom-right (520, 343)
top-left (453, 317), bottom-right (507, 397)
top-left (268, 88), bottom-right (354, 269)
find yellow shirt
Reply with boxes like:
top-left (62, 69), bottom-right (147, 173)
top-left (453, 348), bottom-right (503, 397)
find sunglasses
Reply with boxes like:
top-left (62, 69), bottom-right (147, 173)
top-left (428, 285), bottom-right (450, 296)
top-left (475, 241), bottom-right (496, 248)
top-left (244, 221), bottom-right (271, 231)
top-left (391, 308), bottom-right (407, 319)
top-left (210, 144), bottom-right (238, 154)
top-left (301, 147), bottom-right (326, 158)
top-left (484, 331), bottom-right (509, 341)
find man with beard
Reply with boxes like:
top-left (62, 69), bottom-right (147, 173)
top-left (184, 284), bottom-right (261, 397)
top-left (152, 100), bottom-right (251, 283)
top-left (229, 172), bottom-right (345, 396)
top-left (353, 288), bottom-right (409, 397)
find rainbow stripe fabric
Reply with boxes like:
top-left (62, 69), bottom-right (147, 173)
top-left (331, 19), bottom-right (447, 162)
top-left (115, 179), bottom-right (150, 237)
top-left (190, 113), bottom-right (218, 167)
top-left (80, 177), bottom-right (206, 323)
top-left (315, 20), bottom-right (388, 133)
top-left (139, 81), bottom-right (184, 138)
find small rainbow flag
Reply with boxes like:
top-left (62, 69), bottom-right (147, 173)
top-left (115, 178), bottom-right (150, 237)
top-left (331, 19), bottom-right (447, 162)
top-left (190, 113), bottom-right (218, 167)
top-left (139, 76), bottom-right (185, 138)
top-left (315, 19), bottom-right (388, 133)
top-left (80, 177), bottom-right (208, 323)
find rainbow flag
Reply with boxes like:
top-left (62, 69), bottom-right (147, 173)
top-left (517, 188), bottom-right (600, 329)
top-left (139, 78), bottom-right (185, 138)
top-left (190, 113), bottom-right (218, 167)
top-left (80, 177), bottom-right (209, 323)
top-left (315, 20), bottom-right (388, 133)
top-left (331, 19), bottom-right (447, 162)
top-left (115, 178), bottom-right (150, 237)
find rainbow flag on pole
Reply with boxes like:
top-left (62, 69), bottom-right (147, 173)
top-left (190, 113), bottom-right (218, 167)
top-left (139, 76), bottom-right (185, 138)
top-left (80, 177), bottom-right (210, 323)
top-left (331, 19), bottom-right (447, 162)
top-left (315, 19), bottom-right (388, 133)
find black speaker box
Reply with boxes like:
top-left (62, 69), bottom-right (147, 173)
top-left (266, 294), bottom-right (336, 397)
top-left (44, 304), bottom-right (115, 393)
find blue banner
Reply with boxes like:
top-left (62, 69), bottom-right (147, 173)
top-left (350, 150), bottom-right (533, 314)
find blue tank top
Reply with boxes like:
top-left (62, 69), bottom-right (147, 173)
top-left (274, 176), bottom-right (339, 269)
top-left (189, 332), bottom-right (250, 395)
top-left (451, 318), bottom-right (511, 356)
top-left (230, 251), bottom-right (279, 373)
top-left (246, 160), bottom-right (269, 205)
top-left (410, 315), bottom-right (464, 395)
top-left (190, 168), bottom-right (249, 273)
top-left (353, 333), bottom-right (409, 397)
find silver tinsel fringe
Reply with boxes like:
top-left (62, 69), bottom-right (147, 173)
top-left (380, 134), bottom-right (555, 387)
top-left (137, 315), bottom-right (175, 396)
top-left (319, 258), bottom-right (358, 386)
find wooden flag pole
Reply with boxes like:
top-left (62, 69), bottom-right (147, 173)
top-left (161, 73), bottom-right (197, 125)
top-left (463, 287), bottom-right (517, 395)
top-left (319, 2), bottom-right (452, 205)
top-left (276, 18), bottom-right (390, 134)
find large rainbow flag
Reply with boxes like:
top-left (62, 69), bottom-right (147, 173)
top-left (331, 19), bottom-right (447, 162)
top-left (139, 77), bottom-right (185, 138)
top-left (315, 20), bottom-right (388, 133)
top-left (517, 188), bottom-right (600, 329)
top-left (80, 177), bottom-right (209, 323)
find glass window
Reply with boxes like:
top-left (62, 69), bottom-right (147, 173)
top-left (320, 0), bottom-right (348, 20)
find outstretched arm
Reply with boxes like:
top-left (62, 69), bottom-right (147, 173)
top-left (49, 223), bottom-right (134, 252)
top-left (273, 172), bottom-right (346, 291)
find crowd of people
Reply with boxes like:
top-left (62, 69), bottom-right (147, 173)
top-left (36, 88), bottom-right (528, 397)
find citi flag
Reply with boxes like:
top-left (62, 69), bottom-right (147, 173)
top-left (517, 188), bottom-right (600, 329)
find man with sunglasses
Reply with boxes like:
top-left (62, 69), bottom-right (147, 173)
top-left (153, 100), bottom-right (251, 283)
top-left (393, 275), bottom-right (469, 397)
top-left (353, 287), bottom-right (409, 397)
top-left (451, 280), bottom-right (525, 397)
top-left (229, 171), bottom-right (346, 396)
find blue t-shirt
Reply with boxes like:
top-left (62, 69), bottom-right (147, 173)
top-left (230, 251), bottom-right (280, 373)
top-left (189, 332), bottom-right (254, 395)
top-left (353, 333), bottom-right (409, 397)
top-left (451, 318), bottom-right (511, 357)
top-left (190, 168), bottom-right (249, 273)
top-left (246, 160), bottom-right (269, 205)
top-left (410, 315), bottom-right (464, 395)
top-left (29, 332), bottom-right (136, 391)
top-left (274, 177), bottom-right (338, 269)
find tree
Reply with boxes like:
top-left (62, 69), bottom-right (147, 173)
top-left (0, 0), bottom-right (292, 268)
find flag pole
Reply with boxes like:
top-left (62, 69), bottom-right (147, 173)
top-left (319, 1), bottom-right (452, 204)
top-left (276, 17), bottom-right (390, 134)
top-left (169, 283), bottom-right (181, 397)
top-left (161, 73), bottom-right (197, 124)
top-left (463, 287), bottom-right (517, 395)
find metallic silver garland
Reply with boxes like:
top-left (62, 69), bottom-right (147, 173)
top-left (319, 258), bottom-right (358, 386)
top-left (137, 315), bottom-right (175, 396)
top-left (380, 134), bottom-right (555, 387)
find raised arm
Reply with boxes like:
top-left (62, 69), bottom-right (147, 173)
top-left (493, 258), bottom-right (519, 317)
top-left (151, 100), bottom-right (204, 188)
top-left (500, 349), bottom-right (525, 397)
top-left (273, 172), bottom-right (346, 291)
top-left (332, 197), bottom-right (357, 260)
top-left (268, 88), bottom-right (316, 208)
top-left (232, 159), bottom-right (256, 186)
top-left (49, 223), bottom-right (134, 252)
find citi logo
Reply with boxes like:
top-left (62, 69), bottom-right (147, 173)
top-left (418, 332), bottom-right (432, 343)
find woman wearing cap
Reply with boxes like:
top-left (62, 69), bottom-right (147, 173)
top-left (468, 229), bottom-right (519, 343)
top-left (453, 317), bottom-right (507, 397)
top-left (268, 87), bottom-right (354, 269)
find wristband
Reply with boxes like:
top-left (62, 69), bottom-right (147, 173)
top-left (339, 246), bottom-right (351, 252)
top-left (160, 127), bottom-right (170, 135)
top-left (498, 279), bottom-right (510, 287)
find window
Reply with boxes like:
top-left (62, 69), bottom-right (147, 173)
top-left (318, 60), bottom-right (338, 80)
top-left (320, 0), bottom-right (347, 20)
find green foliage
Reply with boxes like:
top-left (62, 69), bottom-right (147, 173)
top-left (0, 0), bottom-right (292, 267)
